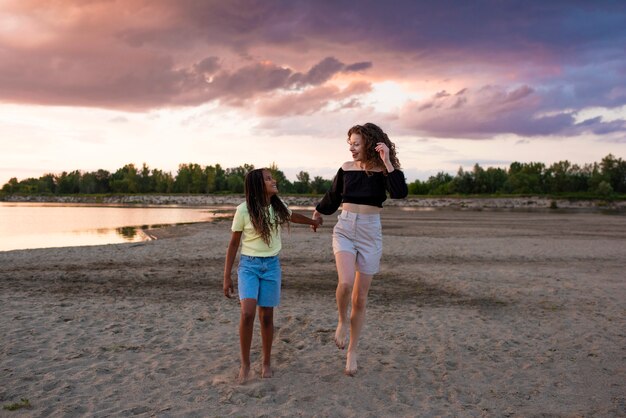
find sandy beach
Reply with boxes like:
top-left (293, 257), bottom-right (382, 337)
top-left (1, 207), bottom-right (625, 417)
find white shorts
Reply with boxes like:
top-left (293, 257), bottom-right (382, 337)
top-left (332, 210), bottom-right (382, 275)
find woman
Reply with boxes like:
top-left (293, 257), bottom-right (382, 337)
top-left (312, 123), bottom-right (408, 376)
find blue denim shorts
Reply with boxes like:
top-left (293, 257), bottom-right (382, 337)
top-left (332, 211), bottom-right (383, 275)
top-left (237, 255), bottom-right (281, 307)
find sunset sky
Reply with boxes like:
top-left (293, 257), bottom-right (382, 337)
top-left (1, 0), bottom-right (625, 184)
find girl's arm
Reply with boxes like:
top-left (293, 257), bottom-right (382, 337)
top-left (290, 212), bottom-right (323, 231)
top-left (223, 231), bottom-right (242, 298)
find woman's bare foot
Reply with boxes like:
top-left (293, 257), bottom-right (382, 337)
top-left (238, 364), bottom-right (250, 384)
top-left (261, 364), bottom-right (273, 378)
top-left (344, 351), bottom-right (357, 376)
top-left (334, 322), bottom-right (347, 349)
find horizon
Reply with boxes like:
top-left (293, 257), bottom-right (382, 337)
top-left (1, 1), bottom-right (625, 184)
top-left (0, 153), bottom-right (622, 186)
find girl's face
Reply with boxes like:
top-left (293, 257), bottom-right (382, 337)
top-left (348, 133), bottom-right (365, 161)
top-left (262, 170), bottom-right (278, 197)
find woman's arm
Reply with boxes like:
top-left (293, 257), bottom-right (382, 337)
top-left (223, 231), bottom-right (242, 298)
top-left (291, 212), bottom-right (323, 231)
top-left (315, 168), bottom-right (344, 216)
top-left (386, 170), bottom-right (408, 199)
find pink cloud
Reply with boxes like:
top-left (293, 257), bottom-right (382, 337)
top-left (0, 0), bottom-right (624, 139)
top-left (257, 81), bottom-right (372, 116)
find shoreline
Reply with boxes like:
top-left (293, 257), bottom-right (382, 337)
top-left (2, 193), bottom-right (625, 211)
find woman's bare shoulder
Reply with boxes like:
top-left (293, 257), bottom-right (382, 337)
top-left (341, 161), bottom-right (384, 172)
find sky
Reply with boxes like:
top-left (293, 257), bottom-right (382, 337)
top-left (1, 0), bottom-right (625, 184)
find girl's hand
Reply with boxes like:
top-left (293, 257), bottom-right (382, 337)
top-left (375, 142), bottom-right (391, 165)
top-left (223, 276), bottom-right (234, 298)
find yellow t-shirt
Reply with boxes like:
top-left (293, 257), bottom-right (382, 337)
top-left (231, 201), bottom-right (291, 257)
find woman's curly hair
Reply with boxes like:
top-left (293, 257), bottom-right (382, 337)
top-left (245, 168), bottom-right (291, 246)
top-left (347, 123), bottom-right (401, 171)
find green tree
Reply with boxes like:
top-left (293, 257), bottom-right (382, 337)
top-left (224, 164), bottom-right (253, 194)
top-left (595, 180), bottom-right (614, 197)
top-left (38, 174), bottom-right (56, 194)
top-left (1, 177), bottom-right (19, 193)
top-left (110, 164), bottom-right (139, 193)
top-left (152, 169), bottom-right (173, 193)
top-left (506, 162), bottom-right (546, 194)
top-left (600, 154), bottom-right (626, 193)
top-left (214, 164), bottom-right (227, 192)
top-left (408, 179), bottom-right (429, 195)
top-left (138, 163), bottom-right (154, 193)
top-left (311, 176), bottom-right (331, 194)
top-left (189, 163), bottom-right (207, 193)
top-left (79, 172), bottom-right (98, 194)
top-left (293, 171), bottom-right (311, 193)
top-left (427, 172), bottom-right (453, 195)
top-left (481, 167), bottom-right (508, 193)
top-left (205, 165), bottom-right (217, 193)
top-left (450, 166), bottom-right (474, 194)
top-left (174, 163), bottom-right (207, 193)
top-left (56, 171), bottom-right (81, 194)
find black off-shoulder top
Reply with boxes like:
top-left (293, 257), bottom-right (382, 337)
top-left (315, 168), bottom-right (408, 215)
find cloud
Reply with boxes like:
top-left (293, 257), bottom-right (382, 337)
top-left (289, 57), bottom-right (345, 86)
top-left (344, 62), bottom-right (373, 72)
top-left (257, 81), bottom-right (372, 116)
top-left (109, 116), bottom-right (129, 123)
top-left (196, 57), bottom-right (370, 107)
top-left (0, 0), bottom-right (624, 139)
top-left (400, 85), bottom-right (626, 138)
top-left (448, 159), bottom-right (512, 167)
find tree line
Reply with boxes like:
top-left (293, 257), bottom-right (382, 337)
top-left (408, 154), bottom-right (625, 196)
top-left (1, 163), bottom-right (331, 195)
top-left (1, 154), bottom-right (624, 197)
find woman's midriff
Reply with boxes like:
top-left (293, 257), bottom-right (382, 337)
top-left (341, 202), bottom-right (382, 214)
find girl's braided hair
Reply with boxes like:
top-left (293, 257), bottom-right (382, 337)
top-left (245, 168), bottom-right (291, 245)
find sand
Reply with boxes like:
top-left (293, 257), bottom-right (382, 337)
top-left (1, 207), bottom-right (625, 417)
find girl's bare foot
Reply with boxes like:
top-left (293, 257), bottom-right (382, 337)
top-left (334, 322), bottom-right (347, 349)
top-left (238, 364), bottom-right (250, 384)
top-left (261, 364), bottom-right (273, 378)
top-left (344, 351), bottom-right (357, 376)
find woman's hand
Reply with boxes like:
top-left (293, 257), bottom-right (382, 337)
top-left (311, 211), bottom-right (323, 232)
top-left (375, 142), bottom-right (391, 164)
top-left (375, 142), bottom-right (394, 171)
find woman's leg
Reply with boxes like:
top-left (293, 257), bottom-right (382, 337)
top-left (258, 306), bottom-right (274, 378)
top-left (334, 251), bottom-right (357, 349)
top-left (239, 298), bottom-right (257, 383)
top-left (346, 272), bottom-right (373, 375)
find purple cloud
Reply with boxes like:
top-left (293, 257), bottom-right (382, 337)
top-left (0, 0), bottom-right (624, 138)
top-left (401, 85), bottom-right (626, 138)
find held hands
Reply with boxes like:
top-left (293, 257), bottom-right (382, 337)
top-left (311, 211), bottom-right (323, 232)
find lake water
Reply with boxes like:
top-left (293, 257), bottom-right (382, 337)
top-left (0, 202), bottom-right (235, 252)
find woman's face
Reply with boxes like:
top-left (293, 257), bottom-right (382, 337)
top-left (348, 133), bottom-right (365, 161)
top-left (262, 169), bottom-right (278, 197)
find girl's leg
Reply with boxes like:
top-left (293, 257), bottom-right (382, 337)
top-left (239, 298), bottom-right (257, 383)
top-left (346, 272), bottom-right (373, 376)
top-left (334, 251), bottom-right (357, 349)
top-left (258, 306), bottom-right (274, 378)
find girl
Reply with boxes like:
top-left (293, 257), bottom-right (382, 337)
top-left (223, 168), bottom-right (321, 383)
top-left (312, 123), bottom-right (408, 376)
